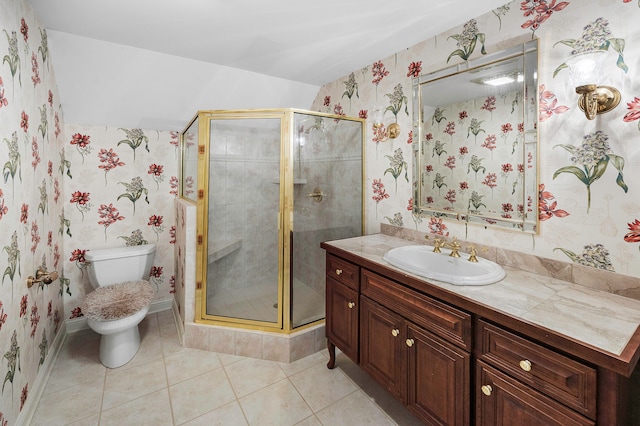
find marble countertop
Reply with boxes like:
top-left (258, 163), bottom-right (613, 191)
top-left (323, 234), bottom-right (640, 359)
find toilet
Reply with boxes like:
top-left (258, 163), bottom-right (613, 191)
top-left (81, 244), bottom-right (156, 368)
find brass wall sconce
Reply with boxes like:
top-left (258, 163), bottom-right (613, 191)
top-left (565, 50), bottom-right (621, 120)
top-left (371, 108), bottom-right (400, 141)
top-left (27, 267), bottom-right (59, 288)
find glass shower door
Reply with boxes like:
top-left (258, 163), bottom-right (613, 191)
top-left (290, 113), bottom-right (363, 328)
top-left (206, 116), bottom-right (283, 326)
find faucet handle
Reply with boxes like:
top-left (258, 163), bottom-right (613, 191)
top-left (434, 237), bottom-right (445, 253)
top-left (425, 235), bottom-right (443, 253)
top-left (467, 245), bottom-right (478, 262)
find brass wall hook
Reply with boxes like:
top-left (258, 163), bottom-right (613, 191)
top-left (27, 267), bottom-right (59, 288)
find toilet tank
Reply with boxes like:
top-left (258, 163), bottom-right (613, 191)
top-left (85, 244), bottom-right (156, 288)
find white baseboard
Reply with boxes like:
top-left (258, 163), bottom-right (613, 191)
top-left (149, 298), bottom-right (173, 315)
top-left (16, 325), bottom-right (67, 426)
top-left (66, 298), bottom-right (174, 334)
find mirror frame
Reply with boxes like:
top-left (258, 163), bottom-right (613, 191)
top-left (412, 39), bottom-right (539, 234)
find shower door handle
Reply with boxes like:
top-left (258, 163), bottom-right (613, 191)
top-left (306, 187), bottom-right (325, 202)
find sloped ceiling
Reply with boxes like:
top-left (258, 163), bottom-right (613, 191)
top-left (29, 0), bottom-right (508, 86)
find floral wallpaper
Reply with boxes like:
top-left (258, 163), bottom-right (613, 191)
top-left (0, 0), bottom-right (65, 423)
top-left (311, 0), bottom-right (640, 281)
top-left (63, 124), bottom-right (178, 320)
top-left (1, 1), bottom-right (179, 422)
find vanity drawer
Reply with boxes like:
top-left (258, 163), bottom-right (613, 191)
top-left (361, 269), bottom-right (471, 350)
top-left (479, 320), bottom-right (597, 419)
top-left (326, 254), bottom-right (359, 291)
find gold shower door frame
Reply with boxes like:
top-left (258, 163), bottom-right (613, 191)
top-left (189, 109), bottom-right (365, 333)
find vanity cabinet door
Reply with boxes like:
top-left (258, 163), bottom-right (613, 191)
top-left (407, 323), bottom-right (470, 426)
top-left (360, 296), bottom-right (406, 402)
top-left (477, 361), bottom-right (594, 426)
top-left (326, 276), bottom-right (359, 363)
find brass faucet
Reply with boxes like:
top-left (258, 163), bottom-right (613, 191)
top-left (446, 237), bottom-right (461, 258)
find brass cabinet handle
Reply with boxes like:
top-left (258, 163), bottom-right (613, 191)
top-left (348, 302), bottom-right (355, 309)
top-left (335, 269), bottom-right (343, 276)
top-left (481, 385), bottom-right (493, 396)
top-left (406, 338), bottom-right (414, 347)
top-left (519, 359), bottom-right (532, 372)
top-left (391, 329), bottom-right (399, 337)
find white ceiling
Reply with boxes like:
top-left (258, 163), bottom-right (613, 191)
top-left (29, 0), bottom-right (509, 86)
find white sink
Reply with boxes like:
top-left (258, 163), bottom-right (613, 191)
top-left (382, 245), bottom-right (505, 286)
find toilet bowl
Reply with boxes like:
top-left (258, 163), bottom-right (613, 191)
top-left (81, 244), bottom-right (156, 368)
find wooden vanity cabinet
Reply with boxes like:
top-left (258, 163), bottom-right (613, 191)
top-left (327, 253), bottom-right (471, 425)
top-left (476, 361), bottom-right (594, 426)
top-left (477, 320), bottom-right (597, 420)
top-left (405, 321), bottom-right (470, 425)
top-left (359, 296), bottom-right (470, 425)
top-left (325, 255), bottom-right (360, 366)
top-left (323, 239), bottom-right (640, 426)
top-left (475, 320), bottom-right (598, 425)
top-left (360, 296), bottom-right (406, 401)
top-left (326, 276), bottom-right (359, 364)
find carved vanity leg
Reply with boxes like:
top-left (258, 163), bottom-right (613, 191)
top-left (327, 340), bottom-right (336, 369)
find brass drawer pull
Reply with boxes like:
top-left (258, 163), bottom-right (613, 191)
top-left (347, 302), bottom-right (355, 309)
top-left (391, 329), bottom-right (399, 337)
top-left (481, 385), bottom-right (493, 396)
top-left (406, 338), bottom-right (414, 347)
top-left (335, 269), bottom-right (343, 276)
top-left (519, 359), bottom-right (532, 372)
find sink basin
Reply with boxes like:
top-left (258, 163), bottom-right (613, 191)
top-left (382, 245), bottom-right (505, 286)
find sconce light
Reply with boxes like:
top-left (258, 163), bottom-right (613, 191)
top-left (565, 50), bottom-right (620, 120)
top-left (371, 108), bottom-right (400, 141)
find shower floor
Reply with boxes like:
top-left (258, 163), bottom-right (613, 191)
top-left (206, 279), bottom-right (324, 326)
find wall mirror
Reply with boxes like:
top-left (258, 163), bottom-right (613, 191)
top-left (412, 39), bottom-right (539, 234)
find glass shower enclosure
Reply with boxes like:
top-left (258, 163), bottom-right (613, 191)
top-left (180, 109), bottom-right (364, 332)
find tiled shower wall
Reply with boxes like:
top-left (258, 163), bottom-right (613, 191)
top-left (207, 121), bottom-right (280, 292)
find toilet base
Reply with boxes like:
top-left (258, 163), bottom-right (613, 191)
top-left (99, 325), bottom-right (141, 368)
top-left (86, 305), bottom-right (150, 369)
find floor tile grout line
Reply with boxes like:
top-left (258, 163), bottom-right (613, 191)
top-left (218, 358), bottom-right (251, 425)
top-left (157, 313), bottom-right (178, 426)
top-left (97, 361), bottom-right (107, 425)
top-left (287, 373), bottom-right (332, 417)
top-left (97, 313), bottom-right (172, 424)
top-left (165, 357), bottom-right (225, 387)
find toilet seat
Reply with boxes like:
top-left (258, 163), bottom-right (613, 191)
top-left (82, 280), bottom-right (154, 321)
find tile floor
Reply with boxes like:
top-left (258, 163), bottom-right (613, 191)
top-left (32, 310), bottom-right (423, 425)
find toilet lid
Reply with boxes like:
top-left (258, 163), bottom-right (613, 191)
top-left (82, 280), bottom-right (154, 321)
